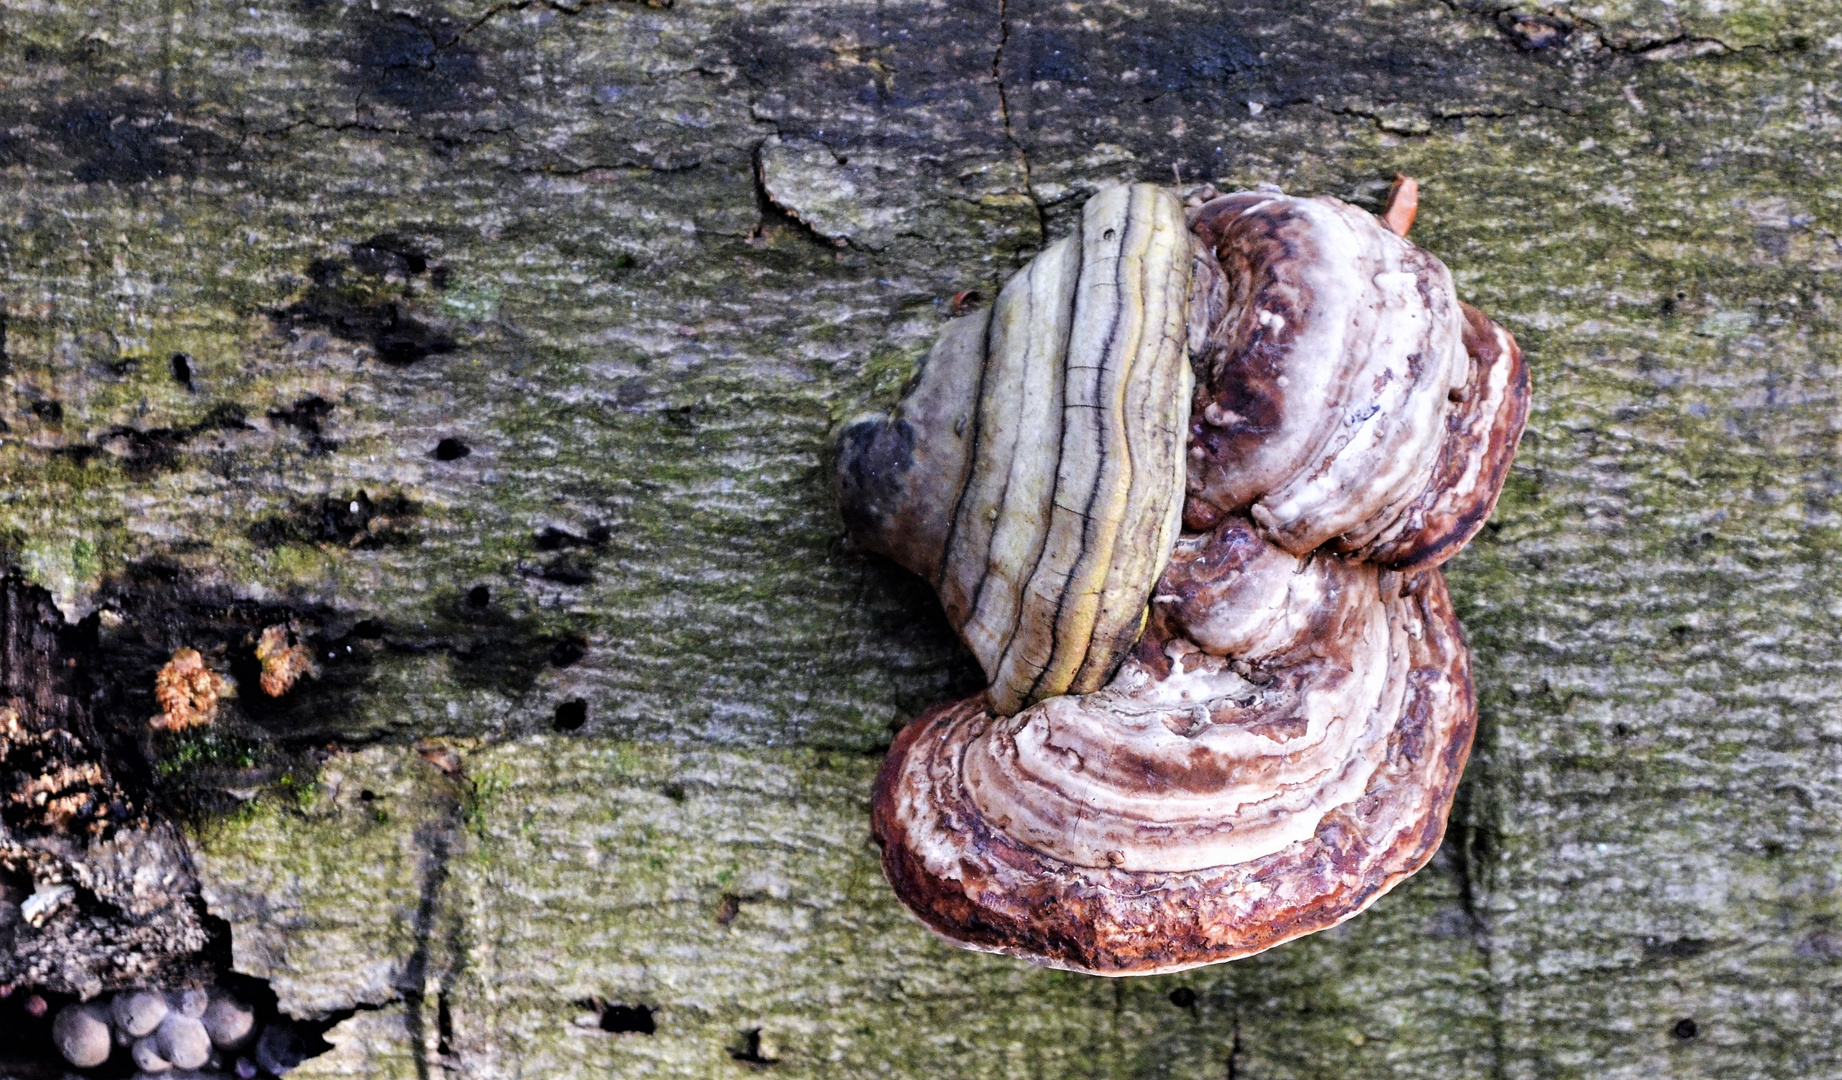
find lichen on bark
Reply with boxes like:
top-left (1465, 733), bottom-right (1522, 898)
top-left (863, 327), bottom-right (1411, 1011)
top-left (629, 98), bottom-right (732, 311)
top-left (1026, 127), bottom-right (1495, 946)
top-left (4, 0), bottom-right (1842, 1075)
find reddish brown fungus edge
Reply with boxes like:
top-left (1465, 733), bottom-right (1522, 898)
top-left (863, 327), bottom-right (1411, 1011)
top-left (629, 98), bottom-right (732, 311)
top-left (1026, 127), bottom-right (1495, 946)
top-left (871, 571), bottom-right (1476, 975)
top-left (1368, 301), bottom-right (1532, 572)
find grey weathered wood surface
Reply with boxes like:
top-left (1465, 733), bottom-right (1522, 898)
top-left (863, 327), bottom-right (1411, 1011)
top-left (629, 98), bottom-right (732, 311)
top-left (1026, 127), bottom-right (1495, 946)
top-left (3, 0), bottom-right (1840, 1076)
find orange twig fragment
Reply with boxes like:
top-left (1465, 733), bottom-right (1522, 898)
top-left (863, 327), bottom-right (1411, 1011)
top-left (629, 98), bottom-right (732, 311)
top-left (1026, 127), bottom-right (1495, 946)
top-left (1383, 174), bottom-right (1419, 238)
top-left (152, 648), bottom-right (223, 731)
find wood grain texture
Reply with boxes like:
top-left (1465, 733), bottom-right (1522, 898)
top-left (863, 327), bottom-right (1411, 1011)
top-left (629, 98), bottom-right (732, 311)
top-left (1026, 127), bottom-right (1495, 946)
top-left (1, 0), bottom-right (1840, 1075)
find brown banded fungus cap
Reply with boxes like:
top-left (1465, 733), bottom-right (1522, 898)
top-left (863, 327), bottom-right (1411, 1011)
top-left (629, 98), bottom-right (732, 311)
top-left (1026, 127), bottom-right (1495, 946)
top-left (837, 181), bottom-right (1529, 974)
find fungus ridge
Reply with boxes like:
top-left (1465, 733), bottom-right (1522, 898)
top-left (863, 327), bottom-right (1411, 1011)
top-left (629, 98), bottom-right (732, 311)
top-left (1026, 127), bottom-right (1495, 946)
top-left (838, 184), bottom-right (1194, 715)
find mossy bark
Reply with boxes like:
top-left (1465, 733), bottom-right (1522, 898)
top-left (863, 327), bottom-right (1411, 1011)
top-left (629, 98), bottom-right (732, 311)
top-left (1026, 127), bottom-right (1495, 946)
top-left (4, 0), bottom-right (1841, 1075)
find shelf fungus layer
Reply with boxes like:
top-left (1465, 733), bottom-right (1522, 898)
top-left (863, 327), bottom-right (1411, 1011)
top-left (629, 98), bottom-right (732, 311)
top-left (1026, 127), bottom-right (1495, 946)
top-left (843, 182), bottom-right (1528, 974)
top-left (837, 184), bottom-right (1198, 715)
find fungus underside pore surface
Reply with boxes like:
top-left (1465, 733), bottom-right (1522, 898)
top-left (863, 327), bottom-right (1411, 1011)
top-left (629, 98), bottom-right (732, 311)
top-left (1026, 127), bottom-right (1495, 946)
top-left (2, 0), bottom-right (1842, 1076)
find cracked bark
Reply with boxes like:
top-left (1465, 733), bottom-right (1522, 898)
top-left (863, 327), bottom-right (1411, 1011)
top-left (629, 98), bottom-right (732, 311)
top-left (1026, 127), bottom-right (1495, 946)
top-left (3, 0), bottom-right (1842, 1077)
top-left (991, 0), bottom-right (1047, 242)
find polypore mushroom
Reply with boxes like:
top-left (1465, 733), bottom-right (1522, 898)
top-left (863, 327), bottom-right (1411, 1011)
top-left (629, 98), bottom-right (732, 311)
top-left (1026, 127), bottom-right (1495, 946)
top-left (839, 180), bottom-right (1527, 973)
top-left (838, 183), bottom-right (1199, 715)
top-left (1182, 187), bottom-right (1522, 567)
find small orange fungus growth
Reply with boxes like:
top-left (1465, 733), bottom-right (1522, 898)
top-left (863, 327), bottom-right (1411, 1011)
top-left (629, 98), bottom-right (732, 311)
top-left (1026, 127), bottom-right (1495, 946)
top-left (152, 648), bottom-right (223, 731)
top-left (1, 702), bottom-right (115, 834)
top-left (255, 623), bottom-right (315, 697)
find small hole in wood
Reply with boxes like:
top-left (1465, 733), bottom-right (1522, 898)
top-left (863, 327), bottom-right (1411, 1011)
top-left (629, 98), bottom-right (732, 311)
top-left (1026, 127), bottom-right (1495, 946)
top-left (599, 1004), bottom-right (656, 1035)
top-left (548, 637), bottom-right (587, 668)
top-left (730, 1028), bottom-right (778, 1064)
top-left (432, 438), bottom-right (471, 461)
top-left (553, 700), bottom-right (588, 732)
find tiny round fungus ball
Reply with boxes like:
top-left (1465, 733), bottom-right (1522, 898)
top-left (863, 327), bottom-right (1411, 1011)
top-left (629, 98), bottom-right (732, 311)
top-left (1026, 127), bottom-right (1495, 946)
top-left (157, 1012), bottom-right (212, 1070)
top-left (170, 988), bottom-right (209, 1019)
top-left (203, 994), bottom-right (256, 1049)
top-left (114, 989), bottom-right (171, 1038)
top-left (133, 1034), bottom-right (174, 1072)
top-left (53, 1002), bottom-right (113, 1068)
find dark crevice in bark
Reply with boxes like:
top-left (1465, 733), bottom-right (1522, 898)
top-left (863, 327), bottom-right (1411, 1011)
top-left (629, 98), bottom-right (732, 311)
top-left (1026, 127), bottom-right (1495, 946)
top-left (0, 574), bottom-right (340, 1067)
top-left (1432, 0), bottom-right (1777, 59)
top-left (0, 572), bottom-right (206, 995)
top-left (0, 975), bottom-right (342, 1079)
top-left (1297, 96), bottom-right (1586, 135)
top-left (991, 0), bottom-right (1046, 249)
top-left (1448, 772), bottom-right (1509, 1080)
top-left (0, 549), bottom-right (474, 1072)
top-left (455, 0), bottom-right (671, 46)
top-left (396, 755), bottom-right (468, 1080)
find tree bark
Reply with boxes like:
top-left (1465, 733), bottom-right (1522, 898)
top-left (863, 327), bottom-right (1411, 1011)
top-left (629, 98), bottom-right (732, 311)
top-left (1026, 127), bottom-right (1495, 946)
top-left (1, 0), bottom-right (1838, 1076)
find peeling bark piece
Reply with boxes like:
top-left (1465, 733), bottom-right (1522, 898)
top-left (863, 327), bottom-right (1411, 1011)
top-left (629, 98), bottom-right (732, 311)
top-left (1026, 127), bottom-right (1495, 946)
top-left (1382, 174), bottom-right (1419, 238)
top-left (837, 184), bottom-right (1195, 714)
top-left (872, 568), bottom-right (1472, 974)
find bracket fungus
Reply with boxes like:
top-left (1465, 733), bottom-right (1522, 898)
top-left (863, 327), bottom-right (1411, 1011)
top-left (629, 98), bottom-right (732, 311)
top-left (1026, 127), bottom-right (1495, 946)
top-left (838, 180), bottom-right (1528, 974)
